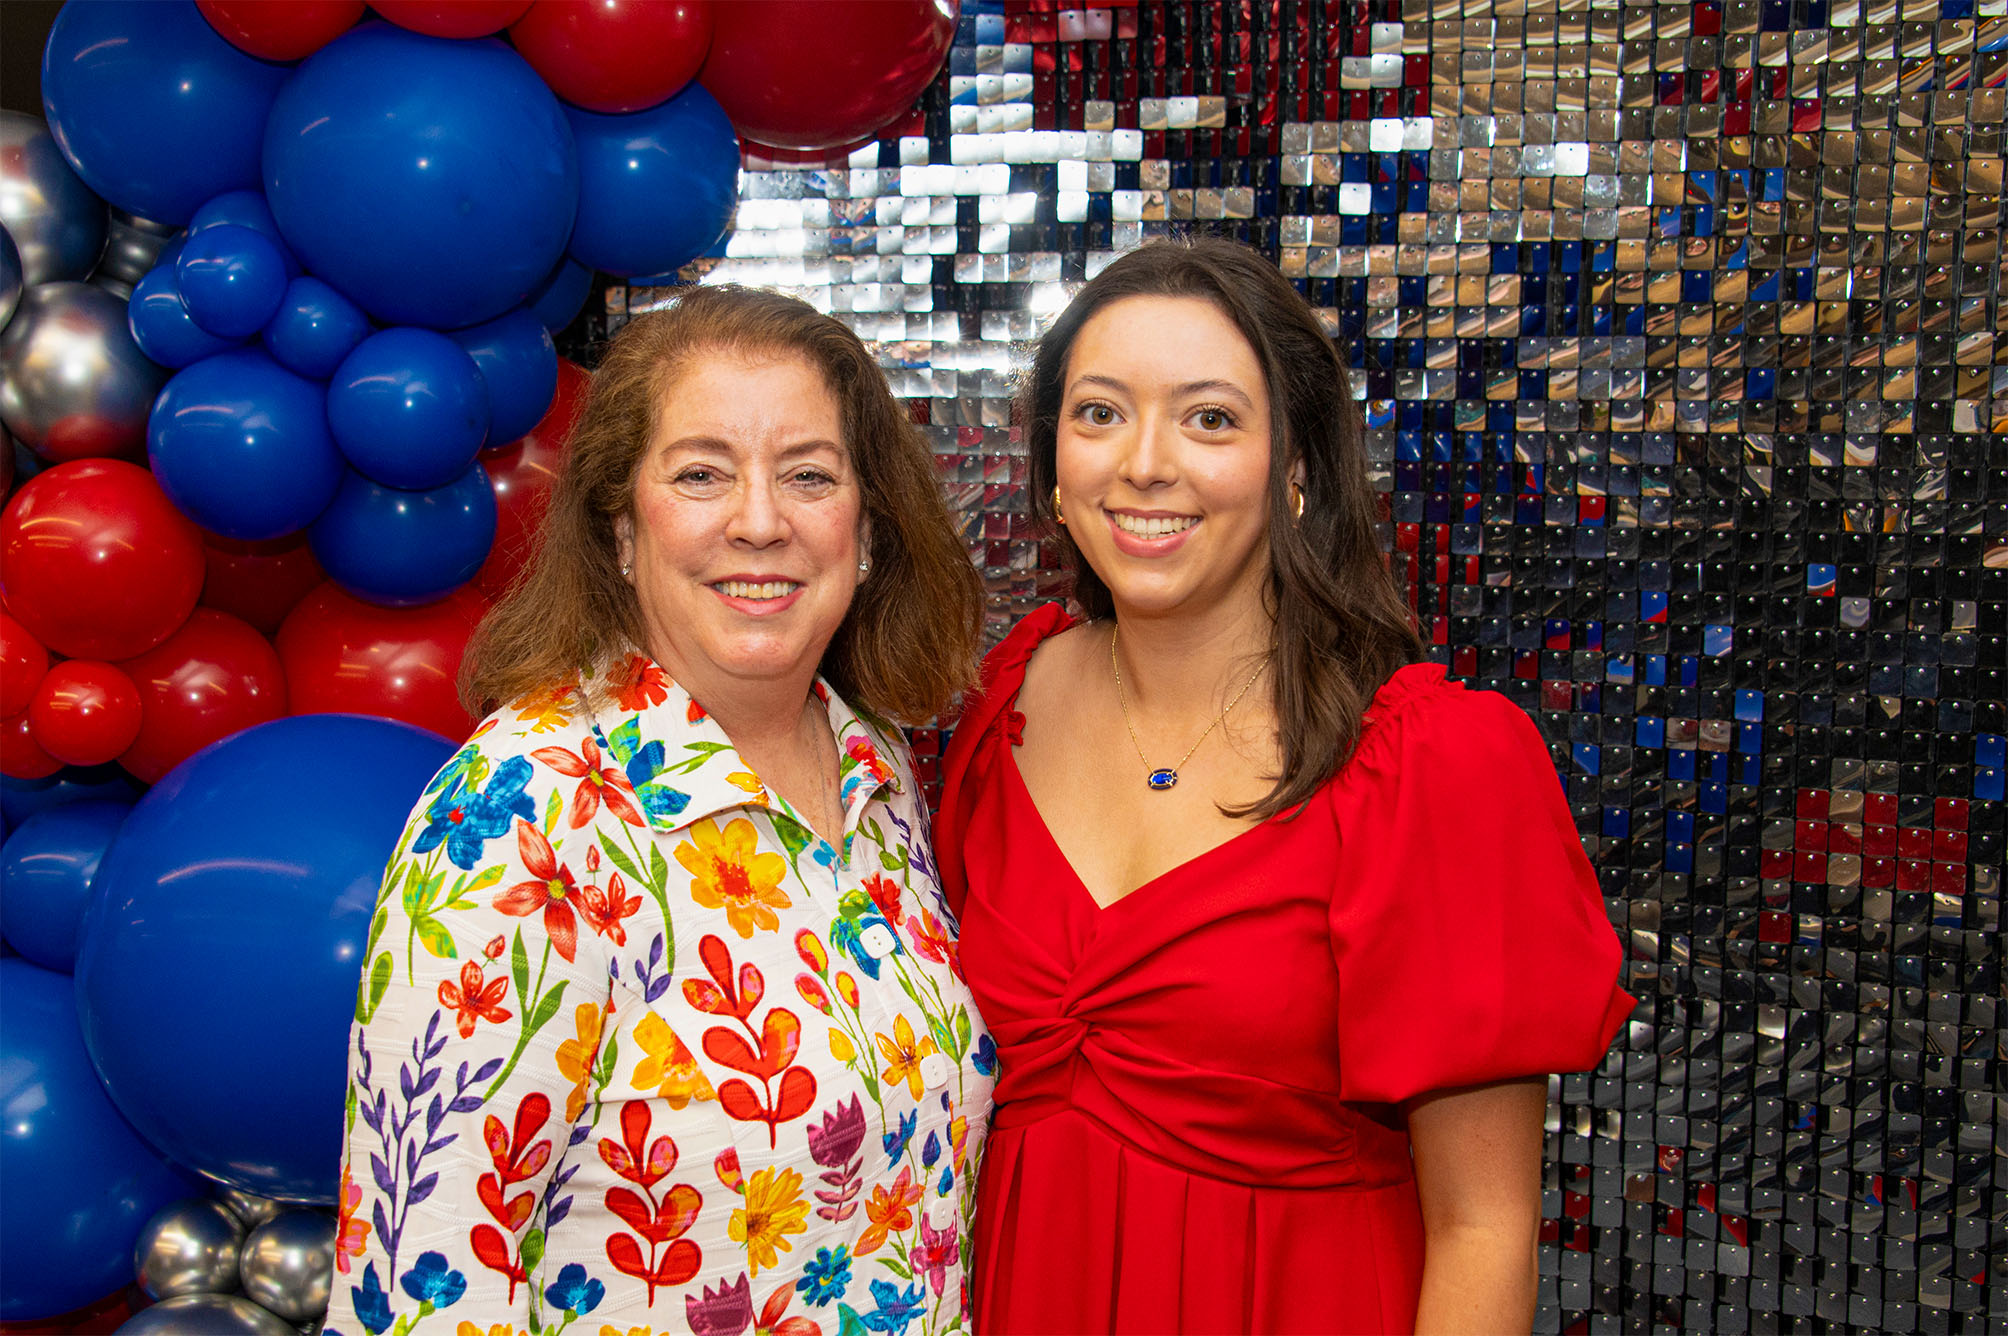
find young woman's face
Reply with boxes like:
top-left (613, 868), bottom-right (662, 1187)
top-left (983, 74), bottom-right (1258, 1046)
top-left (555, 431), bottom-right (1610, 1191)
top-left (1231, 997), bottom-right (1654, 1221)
top-left (1054, 295), bottom-right (1279, 623)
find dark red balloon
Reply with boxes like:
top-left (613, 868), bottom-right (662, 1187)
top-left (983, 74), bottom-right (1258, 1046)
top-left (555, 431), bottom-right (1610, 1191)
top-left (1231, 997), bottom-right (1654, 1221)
top-left (0, 460), bottom-right (205, 661)
top-left (201, 531), bottom-right (328, 637)
top-left (277, 583), bottom-right (488, 741)
top-left (698, 0), bottom-right (956, 150)
top-left (0, 711), bottom-right (62, 779)
top-left (196, 0), bottom-right (365, 60)
top-left (27, 660), bottom-right (144, 768)
top-left (0, 612), bottom-right (49, 716)
top-left (115, 609), bottom-right (287, 784)
top-left (371, 0), bottom-right (533, 37)
top-left (478, 356), bottom-right (584, 597)
top-left (510, 0), bottom-right (712, 113)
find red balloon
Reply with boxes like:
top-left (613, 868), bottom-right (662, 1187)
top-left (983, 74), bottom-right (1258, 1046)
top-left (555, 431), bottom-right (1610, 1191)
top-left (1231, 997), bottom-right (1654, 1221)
top-left (196, 0), bottom-right (365, 60)
top-left (278, 583), bottom-right (488, 741)
top-left (698, 0), bottom-right (956, 150)
top-left (201, 531), bottom-right (328, 637)
top-left (27, 661), bottom-right (144, 768)
top-left (510, 0), bottom-right (713, 114)
top-left (0, 612), bottom-right (49, 716)
top-left (0, 711), bottom-right (62, 779)
top-left (371, 0), bottom-right (533, 37)
top-left (478, 356), bottom-right (585, 596)
top-left (115, 609), bottom-right (287, 784)
top-left (0, 460), bottom-right (205, 661)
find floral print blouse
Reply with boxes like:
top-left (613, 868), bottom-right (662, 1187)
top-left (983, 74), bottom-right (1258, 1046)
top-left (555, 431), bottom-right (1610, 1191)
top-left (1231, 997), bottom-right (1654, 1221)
top-left (334, 653), bottom-right (995, 1336)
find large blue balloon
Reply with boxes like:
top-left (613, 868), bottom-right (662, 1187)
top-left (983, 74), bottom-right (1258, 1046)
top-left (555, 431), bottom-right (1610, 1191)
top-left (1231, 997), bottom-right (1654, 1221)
top-left (129, 262), bottom-right (244, 369)
top-left (524, 255), bottom-right (593, 335)
top-left (148, 347), bottom-right (345, 540)
top-left (0, 800), bottom-right (131, 973)
top-left (176, 223), bottom-right (289, 339)
top-left (450, 307), bottom-right (557, 446)
top-left (40, 1), bottom-right (289, 226)
top-left (263, 24), bottom-right (578, 328)
top-left (1, 959), bottom-right (200, 1320)
top-left (310, 464), bottom-right (497, 607)
top-left (73, 715), bottom-right (453, 1203)
top-left (0, 765), bottom-right (142, 830)
top-left (327, 328), bottom-right (490, 489)
top-left (263, 276), bottom-right (372, 380)
top-left (565, 83), bottom-right (739, 278)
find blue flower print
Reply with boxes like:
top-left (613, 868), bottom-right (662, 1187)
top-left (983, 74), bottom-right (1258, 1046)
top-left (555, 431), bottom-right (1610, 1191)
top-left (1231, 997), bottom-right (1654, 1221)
top-left (795, 1245), bottom-right (852, 1306)
top-left (883, 1108), bottom-right (917, 1166)
top-left (398, 1251), bottom-right (466, 1308)
top-left (922, 1128), bottom-right (942, 1170)
top-left (813, 839), bottom-right (837, 869)
top-left (971, 1033), bottom-right (998, 1076)
top-left (351, 1262), bottom-right (392, 1335)
top-left (860, 1279), bottom-right (928, 1334)
top-left (544, 1262), bottom-right (606, 1315)
top-left (830, 916), bottom-right (879, 980)
top-left (938, 1164), bottom-right (955, 1197)
top-left (411, 755), bottom-right (535, 870)
top-left (600, 717), bottom-right (690, 822)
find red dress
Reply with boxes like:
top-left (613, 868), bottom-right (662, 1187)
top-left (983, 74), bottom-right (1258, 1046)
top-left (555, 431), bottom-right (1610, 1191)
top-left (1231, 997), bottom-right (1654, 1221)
top-left (937, 606), bottom-right (1635, 1335)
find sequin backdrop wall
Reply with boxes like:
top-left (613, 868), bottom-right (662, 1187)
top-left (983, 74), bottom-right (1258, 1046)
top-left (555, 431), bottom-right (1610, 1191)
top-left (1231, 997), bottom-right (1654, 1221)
top-left (591, 1), bottom-right (2008, 1330)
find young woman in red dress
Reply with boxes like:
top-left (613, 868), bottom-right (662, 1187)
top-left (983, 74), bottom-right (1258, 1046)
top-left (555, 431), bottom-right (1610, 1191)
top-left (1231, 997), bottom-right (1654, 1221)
top-left (936, 239), bottom-right (1635, 1334)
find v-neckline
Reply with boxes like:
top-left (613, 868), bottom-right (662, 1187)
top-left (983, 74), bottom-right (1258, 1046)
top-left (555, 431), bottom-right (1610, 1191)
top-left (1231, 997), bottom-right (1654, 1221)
top-left (1002, 738), bottom-right (1278, 912)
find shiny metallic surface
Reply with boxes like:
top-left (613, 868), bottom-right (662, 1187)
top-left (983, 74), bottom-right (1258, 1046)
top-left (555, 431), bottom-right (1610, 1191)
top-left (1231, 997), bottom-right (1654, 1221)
top-left (115, 1294), bottom-right (296, 1336)
top-left (1, 227), bottom-right (21, 332)
top-left (0, 280), bottom-right (165, 460)
top-left (216, 1185), bottom-right (286, 1230)
top-left (133, 1197), bottom-right (246, 1300)
top-left (0, 110), bottom-right (106, 286)
top-left (236, 1210), bottom-right (335, 1322)
top-left (97, 209), bottom-right (181, 287)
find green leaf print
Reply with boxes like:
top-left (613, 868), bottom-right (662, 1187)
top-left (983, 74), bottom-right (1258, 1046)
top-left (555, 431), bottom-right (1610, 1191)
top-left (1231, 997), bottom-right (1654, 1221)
top-left (526, 980), bottom-right (568, 1035)
top-left (599, 836), bottom-right (645, 890)
top-left (355, 951), bottom-right (392, 1024)
top-left (412, 915), bottom-right (456, 960)
top-left (510, 927), bottom-right (529, 999)
top-left (543, 785), bottom-right (563, 835)
top-left (663, 740), bottom-right (732, 775)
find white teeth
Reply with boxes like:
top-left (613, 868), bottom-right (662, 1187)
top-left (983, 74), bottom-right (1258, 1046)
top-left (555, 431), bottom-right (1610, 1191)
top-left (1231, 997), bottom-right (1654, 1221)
top-left (715, 580), bottom-right (799, 600)
top-left (1110, 513), bottom-right (1198, 538)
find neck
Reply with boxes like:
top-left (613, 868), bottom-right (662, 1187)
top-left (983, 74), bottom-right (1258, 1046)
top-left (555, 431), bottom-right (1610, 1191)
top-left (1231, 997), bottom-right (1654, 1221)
top-left (1109, 593), bottom-right (1274, 715)
top-left (656, 650), bottom-right (822, 755)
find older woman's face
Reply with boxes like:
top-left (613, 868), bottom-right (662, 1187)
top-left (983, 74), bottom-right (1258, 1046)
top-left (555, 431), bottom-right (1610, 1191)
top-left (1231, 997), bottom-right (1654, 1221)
top-left (619, 347), bottom-right (863, 698)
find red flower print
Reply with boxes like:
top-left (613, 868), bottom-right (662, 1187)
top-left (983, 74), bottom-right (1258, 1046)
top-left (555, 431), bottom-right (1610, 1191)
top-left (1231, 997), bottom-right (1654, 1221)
top-left (469, 1092), bottom-right (553, 1301)
top-left (493, 819), bottom-right (581, 962)
top-left (863, 873), bottom-right (904, 926)
top-left (688, 698), bottom-right (708, 723)
top-left (578, 869), bottom-right (642, 947)
top-left (857, 1165), bottom-right (922, 1254)
top-left (684, 935), bottom-right (818, 1148)
top-left (530, 734), bottom-right (644, 829)
top-left (758, 1282), bottom-right (820, 1336)
top-left (598, 1101), bottom-right (703, 1303)
top-left (905, 905), bottom-right (959, 980)
top-left (845, 733), bottom-right (893, 786)
top-left (483, 934), bottom-right (506, 960)
top-left (437, 960), bottom-right (512, 1038)
top-left (613, 653), bottom-right (672, 712)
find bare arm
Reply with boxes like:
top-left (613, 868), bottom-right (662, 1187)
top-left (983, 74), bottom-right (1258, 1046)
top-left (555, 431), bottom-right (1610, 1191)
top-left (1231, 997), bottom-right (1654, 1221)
top-left (1405, 1076), bottom-right (1549, 1336)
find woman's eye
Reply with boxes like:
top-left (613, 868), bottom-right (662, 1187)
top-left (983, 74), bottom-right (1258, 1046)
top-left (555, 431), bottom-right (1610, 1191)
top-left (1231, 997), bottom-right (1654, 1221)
top-left (1080, 404), bottom-right (1116, 426)
top-left (792, 469), bottom-right (836, 487)
top-left (1194, 409), bottom-right (1233, 431)
top-left (676, 468), bottom-right (713, 485)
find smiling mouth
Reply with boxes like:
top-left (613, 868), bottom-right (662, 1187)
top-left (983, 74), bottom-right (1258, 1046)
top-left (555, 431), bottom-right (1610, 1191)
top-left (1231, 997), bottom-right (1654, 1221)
top-left (1108, 513), bottom-right (1199, 537)
top-left (712, 580), bottom-right (802, 600)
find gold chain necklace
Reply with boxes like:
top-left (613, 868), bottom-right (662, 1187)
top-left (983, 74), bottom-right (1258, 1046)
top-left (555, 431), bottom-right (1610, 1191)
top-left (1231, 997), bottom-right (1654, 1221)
top-left (1110, 626), bottom-right (1268, 791)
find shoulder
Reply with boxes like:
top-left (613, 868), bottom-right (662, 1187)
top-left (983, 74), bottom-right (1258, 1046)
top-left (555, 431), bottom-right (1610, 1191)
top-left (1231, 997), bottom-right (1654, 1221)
top-left (976, 602), bottom-right (1079, 699)
top-left (1337, 663), bottom-right (1553, 796)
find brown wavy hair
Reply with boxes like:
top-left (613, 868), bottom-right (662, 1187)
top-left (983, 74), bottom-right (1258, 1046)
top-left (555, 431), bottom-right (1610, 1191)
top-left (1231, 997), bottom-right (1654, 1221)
top-left (1020, 237), bottom-right (1423, 819)
top-left (466, 285), bottom-right (983, 726)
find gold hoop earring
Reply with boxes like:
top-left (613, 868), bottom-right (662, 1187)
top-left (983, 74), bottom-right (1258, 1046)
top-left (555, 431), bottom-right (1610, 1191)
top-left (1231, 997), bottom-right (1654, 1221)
top-left (1052, 485), bottom-right (1066, 525)
top-left (1290, 484), bottom-right (1305, 522)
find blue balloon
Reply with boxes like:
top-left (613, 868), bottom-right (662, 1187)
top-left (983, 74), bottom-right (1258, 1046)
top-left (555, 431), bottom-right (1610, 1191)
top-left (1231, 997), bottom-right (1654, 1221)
top-left (148, 347), bottom-right (345, 539)
top-left (327, 328), bottom-right (490, 489)
top-left (310, 464), bottom-right (497, 607)
top-left (450, 307), bottom-right (557, 446)
top-left (40, 1), bottom-right (289, 226)
top-left (524, 255), bottom-right (593, 334)
top-left (176, 223), bottom-right (288, 339)
top-left (74, 715), bottom-right (454, 1203)
top-left (1, 959), bottom-right (201, 1320)
top-left (0, 801), bottom-right (131, 973)
top-left (189, 188), bottom-right (300, 277)
top-left (263, 276), bottom-right (371, 380)
top-left (565, 83), bottom-right (739, 278)
top-left (0, 765), bottom-right (142, 830)
top-left (263, 24), bottom-right (578, 328)
top-left (129, 263), bottom-right (243, 369)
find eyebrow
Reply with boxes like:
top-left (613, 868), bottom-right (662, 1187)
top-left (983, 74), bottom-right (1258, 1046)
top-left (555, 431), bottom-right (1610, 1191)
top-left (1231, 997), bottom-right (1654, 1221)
top-left (655, 435), bottom-right (846, 459)
top-left (1066, 373), bottom-right (1257, 410)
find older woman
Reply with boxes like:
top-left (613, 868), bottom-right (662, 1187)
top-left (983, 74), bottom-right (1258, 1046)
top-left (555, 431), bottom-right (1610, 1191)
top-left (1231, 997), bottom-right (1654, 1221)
top-left (335, 286), bottom-right (991, 1335)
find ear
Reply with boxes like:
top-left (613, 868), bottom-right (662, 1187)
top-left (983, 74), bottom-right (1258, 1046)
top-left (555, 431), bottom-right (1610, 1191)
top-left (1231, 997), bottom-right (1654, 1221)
top-left (615, 514), bottom-right (635, 576)
top-left (1289, 457), bottom-right (1308, 494)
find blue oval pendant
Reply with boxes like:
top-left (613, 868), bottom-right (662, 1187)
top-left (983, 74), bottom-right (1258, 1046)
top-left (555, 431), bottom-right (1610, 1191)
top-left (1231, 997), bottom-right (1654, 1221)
top-left (1146, 768), bottom-right (1179, 791)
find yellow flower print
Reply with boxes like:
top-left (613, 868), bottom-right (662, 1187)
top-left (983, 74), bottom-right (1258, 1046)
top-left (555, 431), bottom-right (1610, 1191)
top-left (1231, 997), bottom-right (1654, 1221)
top-left (726, 770), bottom-right (768, 803)
top-left (674, 816), bottom-right (791, 937)
top-left (457, 1325), bottom-right (526, 1336)
top-left (512, 683), bottom-right (575, 733)
top-left (598, 1328), bottom-right (655, 1336)
top-left (829, 1029), bottom-right (857, 1063)
top-left (875, 1014), bottom-right (939, 1101)
top-left (729, 1165), bottom-right (810, 1275)
top-left (631, 1013), bottom-right (716, 1108)
top-left (555, 1002), bottom-right (605, 1124)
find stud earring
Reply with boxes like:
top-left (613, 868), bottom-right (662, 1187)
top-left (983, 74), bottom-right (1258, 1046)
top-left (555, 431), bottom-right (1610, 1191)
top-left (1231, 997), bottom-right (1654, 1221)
top-left (1052, 485), bottom-right (1065, 525)
top-left (1290, 484), bottom-right (1305, 522)
top-left (858, 556), bottom-right (871, 575)
top-left (620, 563), bottom-right (632, 578)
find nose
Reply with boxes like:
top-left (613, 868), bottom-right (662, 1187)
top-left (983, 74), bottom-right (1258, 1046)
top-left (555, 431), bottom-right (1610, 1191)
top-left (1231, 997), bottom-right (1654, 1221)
top-left (1116, 411), bottom-right (1178, 491)
top-left (723, 477), bottom-right (788, 547)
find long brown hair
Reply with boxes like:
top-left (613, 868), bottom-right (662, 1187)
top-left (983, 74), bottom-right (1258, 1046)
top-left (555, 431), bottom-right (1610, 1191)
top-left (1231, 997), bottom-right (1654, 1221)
top-left (1020, 238), bottom-right (1423, 819)
top-left (467, 285), bottom-right (983, 726)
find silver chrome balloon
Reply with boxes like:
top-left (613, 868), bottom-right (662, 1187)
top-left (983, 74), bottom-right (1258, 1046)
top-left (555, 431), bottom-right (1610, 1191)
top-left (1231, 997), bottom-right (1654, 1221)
top-left (216, 1186), bottom-right (287, 1230)
top-left (1, 226), bottom-right (21, 331)
top-left (115, 1295), bottom-right (296, 1336)
top-left (0, 280), bottom-right (166, 460)
top-left (0, 110), bottom-right (106, 286)
top-left (134, 1197), bottom-right (246, 1300)
top-left (97, 209), bottom-right (181, 287)
top-left (237, 1210), bottom-right (336, 1322)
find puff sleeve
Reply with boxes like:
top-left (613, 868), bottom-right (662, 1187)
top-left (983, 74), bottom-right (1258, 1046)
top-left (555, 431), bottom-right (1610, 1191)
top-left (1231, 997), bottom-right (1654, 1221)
top-left (1327, 666), bottom-right (1634, 1105)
